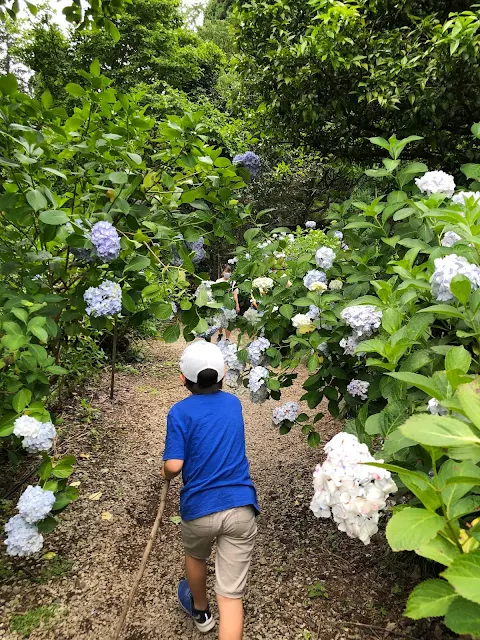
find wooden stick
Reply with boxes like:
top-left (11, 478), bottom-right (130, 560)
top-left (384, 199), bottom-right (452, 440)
top-left (113, 480), bottom-right (170, 640)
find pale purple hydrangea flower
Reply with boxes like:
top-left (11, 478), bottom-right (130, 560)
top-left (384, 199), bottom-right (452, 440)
top-left (341, 305), bottom-right (382, 339)
top-left (232, 151), bottom-right (261, 178)
top-left (334, 231), bottom-right (343, 240)
top-left (347, 379), bottom-right (370, 400)
top-left (303, 270), bottom-right (327, 291)
top-left (430, 254), bottom-right (480, 302)
top-left (4, 515), bottom-right (43, 557)
top-left (90, 221), bottom-right (121, 262)
top-left (17, 486), bottom-right (55, 524)
top-left (247, 337), bottom-right (270, 366)
top-left (305, 221), bottom-right (316, 229)
top-left (13, 416), bottom-right (56, 453)
top-left (248, 366), bottom-right (269, 392)
top-left (272, 402), bottom-right (300, 425)
top-left (84, 280), bottom-right (122, 317)
top-left (307, 305), bottom-right (320, 320)
top-left (315, 247), bottom-right (336, 270)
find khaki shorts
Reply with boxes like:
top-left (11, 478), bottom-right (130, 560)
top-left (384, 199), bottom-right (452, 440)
top-left (181, 506), bottom-right (257, 599)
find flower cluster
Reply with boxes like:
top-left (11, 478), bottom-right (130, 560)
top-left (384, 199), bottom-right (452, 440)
top-left (333, 231), bottom-right (343, 240)
top-left (214, 308), bottom-right (237, 329)
top-left (347, 379), bottom-right (370, 400)
top-left (13, 415), bottom-right (56, 453)
top-left (305, 221), bottom-right (316, 229)
top-left (90, 221), bottom-right (121, 262)
top-left (415, 170), bottom-right (455, 197)
top-left (307, 305), bottom-right (320, 320)
top-left (228, 257), bottom-right (238, 265)
top-left (451, 191), bottom-right (480, 206)
top-left (341, 305), bottom-right (382, 339)
top-left (217, 339), bottom-right (244, 372)
top-left (272, 401), bottom-right (299, 425)
top-left (252, 277), bottom-right (274, 292)
top-left (428, 398), bottom-right (447, 416)
top-left (248, 366), bottom-right (269, 392)
top-left (17, 485), bottom-right (55, 524)
top-left (329, 279), bottom-right (343, 290)
top-left (340, 335), bottom-right (363, 357)
top-left (84, 280), bottom-right (122, 317)
top-left (315, 247), bottom-right (335, 270)
top-left (303, 269), bottom-right (327, 291)
top-left (195, 280), bottom-right (214, 303)
top-left (292, 314), bottom-right (315, 332)
top-left (310, 433), bottom-right (397, 545)
top-left (4, 515), bottom-right (44, 557)
top-left (441, 231), bottom-right (462, 247)
top-left (244, 307), bottom-right (263, 325)
top-left (232, 151), bottom-right (261, 178)
top-left (187, 237), bottom-right (206, 264)
top-left (247, 337), bottom-right (270, 366)
top-left (430, 254), bottom-right (480, 302)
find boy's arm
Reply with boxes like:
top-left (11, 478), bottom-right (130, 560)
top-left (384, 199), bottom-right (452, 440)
top-left (162, 410), bottom-right (185, 481)
top-left (161, 459), bottom-right (184, 480)
top-left (233, 289), bottom-right (240, 313)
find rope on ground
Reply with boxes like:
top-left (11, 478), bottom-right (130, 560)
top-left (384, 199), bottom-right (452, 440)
top-left (113, 479), bottom-right (170, 640)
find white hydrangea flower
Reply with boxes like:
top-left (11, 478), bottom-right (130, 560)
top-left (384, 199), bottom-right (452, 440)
top-left (315, 247), bottom-right (336, 270)
top-left (245, 253), bottom-right (251, 260)
top-left (441, 231), bottom-right (462, 247)
top-left (217, 340), bottom-right (244, 371)
top-left (347, 379), bottom-right (370, 400)
top-left (228, 257), bottom-right (238, 264)
top-left (341, 305), bottom-right (382, 339)
top-left (272, 402), bottom-right (300, 425)
top-left (244, 307), bottom-right (263, 325)
top-left (13, 415), bottom-right (56, 453)
top-left (252, 277), bottom-right (274, 292)
top-left (247, 337), bottom-right (270, 366)
top-left (428, 398), bottom-right (448, 416)
top-left (4, 515), bottom-right (44, 557)
top-left (329, 279), bottom-right (343, 290)
top-left (310, 433), bottom-right (397, 545)
top-left (415, 170), bottom-right (455, 197)
top-left (248, 366), bottom-right (269, 392)
top-left (292, 314), bottom-right (315, 330)
top-left (305, 221), bottom-right (316, 229)
top-left (430, 254), bottom-right (480, 302)
top-left (451, 191), bottom-right (480, 206)
top-left (303, 269), bottom-right (327, 291)
top-left (333, 231), bottom-right (344, 240)
top-left (17, 485), bottom-right (55, 524)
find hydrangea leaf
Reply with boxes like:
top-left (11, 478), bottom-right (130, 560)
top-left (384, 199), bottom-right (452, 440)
top-left (400, 414), bottom-right (480, 448)
top-left (416, 535), bottom-right (461, 567)
top-left (444, 597), bottom-right (480, 636)
top-left (441, 552), bottom-right (480, 604)
top-left (405, 579), bottom-right (457, 620)
top-left (386, 507), bottom-right (445, 551)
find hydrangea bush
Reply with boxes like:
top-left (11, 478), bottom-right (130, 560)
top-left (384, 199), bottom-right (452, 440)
top-left (0, 66), bottom-right (252, 556)
top-left (191, 130), bottom-right (480, 634)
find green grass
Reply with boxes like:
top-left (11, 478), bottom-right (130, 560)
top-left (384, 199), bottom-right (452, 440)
top-left (35, 557), bottom-right (73, 584)
top-left (10, 605), bottom-right (59, 637)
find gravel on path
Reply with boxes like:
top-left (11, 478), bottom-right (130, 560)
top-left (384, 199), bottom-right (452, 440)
top-left (0, 339), bottom-right (453, 640)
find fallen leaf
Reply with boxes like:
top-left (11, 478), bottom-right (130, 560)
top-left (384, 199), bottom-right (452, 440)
top-left (69, 481), bottom-right (81, 488)
top-left (42, 552), bottom-right (57, 560)
top-left (101, 468), bottom-right (109, 473)
top-left (169, 515), bottom-right (181, 525)
top-left (88, 491), bottom-right (102, 501)
top-left (101, 512), bottom-right (113, 521)
top-left (79, 453), bottom-right (90, 459)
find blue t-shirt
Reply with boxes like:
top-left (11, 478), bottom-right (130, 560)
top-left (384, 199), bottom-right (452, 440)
top-left (163, 391), bottom-right (259, 521)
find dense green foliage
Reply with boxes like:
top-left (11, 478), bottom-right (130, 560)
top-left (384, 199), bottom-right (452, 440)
top-left (233, 0), bottom-right (480, 165)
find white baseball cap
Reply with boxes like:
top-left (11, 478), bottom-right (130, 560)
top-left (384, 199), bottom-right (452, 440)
top-left (180, 340), bottom-right (225, 383)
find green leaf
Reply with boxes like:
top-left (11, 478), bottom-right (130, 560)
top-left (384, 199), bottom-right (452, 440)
top-left (279, 304), bottom-right (294, 319)
top-left (106, 19), bottom-right (121, 42)
top-left (445, 346), bottom-right (472, 374)
top-left (53, 487), bottom-right (79, 510)
top-left (41, 89), bottom-right (53, 109)
top-left (419, 305), bottom-right (464, 320)
top-left (450, 275), bottom-right (472, 305)
top-left (90, 58), bottom-right (100, 77)
top-left (39, 210), bottom-right (69, 225)
top-left (127, 152), bottom-right (142, 165)
top-left (458, 382), bottom-right (480, 430)
top-left (11, 308), bottom-right (28, 324)
top-left (30, 325), bottom-right (48, 343)
top-left (405, 579), bottom-right (457, 620)
top-left (108, 171), bottom-right (129, 184)
top-left (37, 516), bottom-right (58, 534)
top-left (52, 455), bottom-right (76, 479)
top-left (386, 507), bottom-right (445, 551)
top-left (444, 597), bottom-right (480, 637)
top-left (307, 432), bottom-right (320, 448)
top-left (163, 324), bottom-right (180, 343)
top-left (441, 552), bottom-right (480, 604)
top-left (124, 256), bottom-right (150, 272)
top-left (152, 302), bottom-right (174, 320)
top-left (38, 456), bottom-right (53, 482)
top-left (12, 388), bottom-right (31, 413)
top-left (382, 308), bottom-right (403, 334)
top-left (388, 372), bottom-right (441, 398)
top-left (65, 83), bottom-right (85, 97)
top-left (401, 414), bottom-right (480, 448)
top-left (26, 189), bottom-right (47, 211)
top-left (416, 535), bottom-right (461, 567)
top-left (439, 460), bottom-right (480, 517)
top-left (448, 495), bottom-right (480, 521)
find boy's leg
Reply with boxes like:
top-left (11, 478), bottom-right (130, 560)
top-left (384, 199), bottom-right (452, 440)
top-left (214, 507), bottom-right (257, 640)
top-left (185, 554), bottom-right (208, 611)
top-left (216, 595), bottom-right (244, 640)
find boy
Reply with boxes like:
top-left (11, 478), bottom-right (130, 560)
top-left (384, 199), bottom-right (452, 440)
top-left (161, 340), bottom-right (259, 639)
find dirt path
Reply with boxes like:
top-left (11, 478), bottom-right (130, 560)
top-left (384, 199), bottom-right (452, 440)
top-left (0, 339), bottom-right (450, 640)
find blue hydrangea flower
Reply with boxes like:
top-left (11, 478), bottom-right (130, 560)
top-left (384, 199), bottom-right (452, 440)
top-left (186, 237), bottom-right (206, 264)
top-left (90, 222), bottom-right (121, 262)
top-left (232, 151), bottom-right (261, 178)
top-left (84, 280), bottom-right (122, 317)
